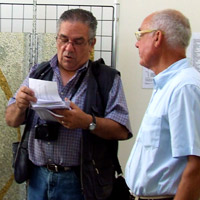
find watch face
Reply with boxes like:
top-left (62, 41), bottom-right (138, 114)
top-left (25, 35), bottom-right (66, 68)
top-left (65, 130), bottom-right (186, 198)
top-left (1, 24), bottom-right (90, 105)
top-left (89, 122), bottom-right (96, 131)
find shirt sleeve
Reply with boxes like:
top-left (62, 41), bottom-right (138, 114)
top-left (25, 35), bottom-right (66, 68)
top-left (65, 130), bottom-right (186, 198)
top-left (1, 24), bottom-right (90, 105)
top-left (105, 74), bottom-right (132, 135)
top-left (169, 84), bottom-right (200, 157)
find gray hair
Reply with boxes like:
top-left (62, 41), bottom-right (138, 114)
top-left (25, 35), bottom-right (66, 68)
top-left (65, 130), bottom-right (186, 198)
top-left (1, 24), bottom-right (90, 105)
top-left (148, 9), bottom-right (191, 48)
top-left (57, 8), bottom-right (97, 40)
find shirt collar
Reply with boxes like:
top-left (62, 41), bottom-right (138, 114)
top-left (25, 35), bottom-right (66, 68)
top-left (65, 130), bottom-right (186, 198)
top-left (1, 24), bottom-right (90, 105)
top-left (153, 58), bottom-right (189, 89)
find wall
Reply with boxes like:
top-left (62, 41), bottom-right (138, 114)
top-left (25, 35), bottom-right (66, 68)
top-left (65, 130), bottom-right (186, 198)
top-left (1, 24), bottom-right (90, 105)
top-left (0, 0), bottom-right (114, 5)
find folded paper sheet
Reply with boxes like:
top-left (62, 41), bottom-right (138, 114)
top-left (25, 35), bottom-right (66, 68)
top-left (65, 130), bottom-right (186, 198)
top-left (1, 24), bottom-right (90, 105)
top-left (29, 78), bottom-right (70, 121)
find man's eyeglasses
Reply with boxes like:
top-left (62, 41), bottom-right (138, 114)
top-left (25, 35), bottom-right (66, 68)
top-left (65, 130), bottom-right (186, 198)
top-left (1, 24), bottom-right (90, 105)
top-left (56, 35), bottom-right (91, 47)
top-left (135, 30), bottom-right (157, 41)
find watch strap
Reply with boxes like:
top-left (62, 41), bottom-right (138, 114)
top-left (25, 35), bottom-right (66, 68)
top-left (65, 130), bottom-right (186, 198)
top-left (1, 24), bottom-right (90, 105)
top-left (91, 113), bottom-right (96, 124)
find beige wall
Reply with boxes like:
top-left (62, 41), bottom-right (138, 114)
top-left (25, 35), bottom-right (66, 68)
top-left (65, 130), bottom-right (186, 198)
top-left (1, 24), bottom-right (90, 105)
top-left (117, 0), bottom-right (200, 171)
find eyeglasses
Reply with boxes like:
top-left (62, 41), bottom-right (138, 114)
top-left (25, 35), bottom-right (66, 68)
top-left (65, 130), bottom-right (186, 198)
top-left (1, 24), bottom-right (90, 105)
top-left (56, 34), bottom-right (91, 47)
top-left (135, 30), bottom-right (157, 41)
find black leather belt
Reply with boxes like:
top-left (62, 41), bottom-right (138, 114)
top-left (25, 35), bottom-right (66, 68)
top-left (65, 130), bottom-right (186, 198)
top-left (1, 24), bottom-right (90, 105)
top-left (45, 164), bottom-right (72, 172)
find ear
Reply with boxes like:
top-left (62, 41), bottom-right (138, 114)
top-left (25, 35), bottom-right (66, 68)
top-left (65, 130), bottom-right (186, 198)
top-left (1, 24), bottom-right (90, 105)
top-left (89, 38), bottom-right (96, 53)
top-left (90, 38), bottom-right (96, 47)
top-left (154, 30), bottom-right (163, 47)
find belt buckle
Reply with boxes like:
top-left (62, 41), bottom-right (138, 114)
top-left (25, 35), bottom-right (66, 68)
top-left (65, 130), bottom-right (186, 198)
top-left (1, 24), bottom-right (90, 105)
top-left (47, 164), bottom-right (58, 172)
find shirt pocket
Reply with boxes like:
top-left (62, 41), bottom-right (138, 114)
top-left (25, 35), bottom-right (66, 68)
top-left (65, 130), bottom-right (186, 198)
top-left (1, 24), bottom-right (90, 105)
top-left (139, 114), bottom-right (161, 148)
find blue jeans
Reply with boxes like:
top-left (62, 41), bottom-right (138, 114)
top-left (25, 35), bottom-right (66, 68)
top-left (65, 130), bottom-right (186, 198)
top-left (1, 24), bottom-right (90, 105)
top-left (28, 165), bottom-right (84, 200)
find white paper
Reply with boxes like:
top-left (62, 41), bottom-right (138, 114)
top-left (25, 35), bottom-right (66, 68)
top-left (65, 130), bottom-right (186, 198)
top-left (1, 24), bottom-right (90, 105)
top-left (142, 67), bottom-right (155, 89)
top-left (29, 78), bottom-right (63, 104)
top-left (29, 78), bottom-right (70, 121)
top-left (186, 32), bottom-right (200, 72)
top-left (32, 108), bottom-right (65, 122)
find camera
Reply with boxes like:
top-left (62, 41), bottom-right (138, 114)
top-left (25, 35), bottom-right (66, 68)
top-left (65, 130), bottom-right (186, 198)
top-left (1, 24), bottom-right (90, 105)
top-left (34, 122), bottom-right (60, 141)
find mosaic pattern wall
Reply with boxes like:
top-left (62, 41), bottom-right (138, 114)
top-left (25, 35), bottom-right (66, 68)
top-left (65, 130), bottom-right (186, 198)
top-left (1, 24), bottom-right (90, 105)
top-left (37, 33), bottom-right (57, 63)
top-left (0, 33), bottom-right (30, 200)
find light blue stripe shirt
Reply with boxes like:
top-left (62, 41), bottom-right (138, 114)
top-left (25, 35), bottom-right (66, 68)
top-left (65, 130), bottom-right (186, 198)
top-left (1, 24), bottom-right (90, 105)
top-left (125, 58), bottom-right (200, 196)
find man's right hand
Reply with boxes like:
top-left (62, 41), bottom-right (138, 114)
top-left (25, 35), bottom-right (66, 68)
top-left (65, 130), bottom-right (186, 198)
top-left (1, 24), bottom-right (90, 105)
top-left (5, 86), bottom-right (37, 127)
top-left (15, 86), bottom-right (37, 111)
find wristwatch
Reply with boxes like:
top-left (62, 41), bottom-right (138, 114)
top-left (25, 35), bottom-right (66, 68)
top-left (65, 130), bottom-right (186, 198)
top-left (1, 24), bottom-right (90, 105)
top-left (89, 113), bottom-right (96, 131)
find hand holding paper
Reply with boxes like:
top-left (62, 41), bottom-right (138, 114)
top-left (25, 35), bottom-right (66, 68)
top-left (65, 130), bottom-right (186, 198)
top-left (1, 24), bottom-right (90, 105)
top-left (29, 78), bottom-right (70, 121)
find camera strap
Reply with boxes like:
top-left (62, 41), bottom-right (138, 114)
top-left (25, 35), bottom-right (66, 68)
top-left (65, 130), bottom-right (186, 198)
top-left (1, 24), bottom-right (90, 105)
top-left (70, 68), bottom-right (88, 100)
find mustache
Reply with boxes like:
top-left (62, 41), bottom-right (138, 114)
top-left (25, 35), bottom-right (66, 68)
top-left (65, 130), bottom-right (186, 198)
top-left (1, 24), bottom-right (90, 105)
top-left (63, 51), bottom-right (74, 58)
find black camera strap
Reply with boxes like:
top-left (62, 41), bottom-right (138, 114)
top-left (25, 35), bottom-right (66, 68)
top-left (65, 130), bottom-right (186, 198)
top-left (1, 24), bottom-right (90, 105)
top-left (69, 68), bottom-right (88, 100)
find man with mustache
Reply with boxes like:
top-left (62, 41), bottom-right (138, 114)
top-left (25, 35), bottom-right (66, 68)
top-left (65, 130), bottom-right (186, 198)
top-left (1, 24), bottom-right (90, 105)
top-left (5, 8), bottom-right (131, 200)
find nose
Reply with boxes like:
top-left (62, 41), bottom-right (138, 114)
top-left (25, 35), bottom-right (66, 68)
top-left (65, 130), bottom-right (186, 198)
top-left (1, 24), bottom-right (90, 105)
top-left (64, 41), bottom-right (75, 50)
top-left (135, 41), bottom-right (139, 48)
